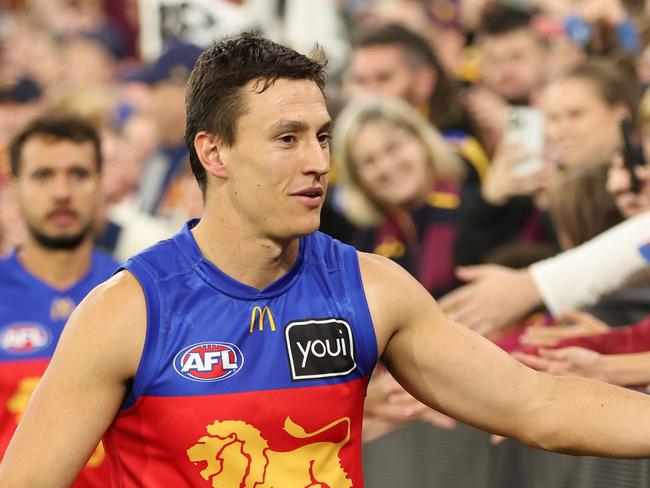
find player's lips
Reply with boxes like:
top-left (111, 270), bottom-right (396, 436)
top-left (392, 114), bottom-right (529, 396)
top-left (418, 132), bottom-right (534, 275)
top-left (47, 209), bottom-right (78, 225)
top-left (290, 186), bottom-right (324, 208)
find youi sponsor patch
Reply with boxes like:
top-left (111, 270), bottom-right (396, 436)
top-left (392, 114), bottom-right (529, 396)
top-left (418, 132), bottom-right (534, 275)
top-left (173, 342), bottom-right (244, 382)
top-left (285, 319), bottom-right (356, 381)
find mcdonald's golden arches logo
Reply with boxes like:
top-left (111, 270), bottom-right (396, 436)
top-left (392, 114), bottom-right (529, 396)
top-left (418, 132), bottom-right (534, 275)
top-left (249, 306), bottom-right (276, 333)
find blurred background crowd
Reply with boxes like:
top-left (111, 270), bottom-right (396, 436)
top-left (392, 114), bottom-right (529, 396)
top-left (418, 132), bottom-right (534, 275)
top-left (4, 0), bottom-right (650, 486)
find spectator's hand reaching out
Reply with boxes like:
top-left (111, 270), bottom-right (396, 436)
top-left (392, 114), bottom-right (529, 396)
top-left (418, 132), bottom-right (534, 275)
top-left (513, 347), bottom-right (605, 381)
top-left (439, 265), bottom-right (540, 336)
top-left (521, 310), bottom-right (609, 346)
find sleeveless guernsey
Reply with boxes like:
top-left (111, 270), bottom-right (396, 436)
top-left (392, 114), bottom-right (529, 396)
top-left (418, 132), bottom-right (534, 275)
top-left (0, 250), bottom-right (118, 487)
top-left (105, 220), bottom-right (378, 487)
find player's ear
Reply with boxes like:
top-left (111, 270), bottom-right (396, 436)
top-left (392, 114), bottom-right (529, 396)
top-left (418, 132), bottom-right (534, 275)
top-left (194, 131), bottom-right (228, 179)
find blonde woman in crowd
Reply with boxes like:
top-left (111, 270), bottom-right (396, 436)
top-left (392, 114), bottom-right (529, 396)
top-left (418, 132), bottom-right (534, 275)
top-left (335, 96), bottom-right (464, 298)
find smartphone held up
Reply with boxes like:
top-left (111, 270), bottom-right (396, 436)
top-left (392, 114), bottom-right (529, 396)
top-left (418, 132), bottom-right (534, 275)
top-left (505, 107), bottom-right (545, 176)
top-left (620, 118), bottom-right (646, 194)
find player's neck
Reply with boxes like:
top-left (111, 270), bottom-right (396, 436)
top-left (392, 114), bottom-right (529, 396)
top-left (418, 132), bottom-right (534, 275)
top-left (191, 210), bottom-right (300, 291)
top-left (18, 237), bottom-right (94, 290)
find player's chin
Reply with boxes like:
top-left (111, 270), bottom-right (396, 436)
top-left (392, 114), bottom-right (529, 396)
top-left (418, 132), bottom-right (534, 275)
top-left (287, 215), bottom-right (321, 238)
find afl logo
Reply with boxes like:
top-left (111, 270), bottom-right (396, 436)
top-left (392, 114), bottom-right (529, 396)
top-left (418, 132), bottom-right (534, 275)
top-left (0, 323), bottom-right (51, 354)
top-left (173, 342), bottom-right (244, 382)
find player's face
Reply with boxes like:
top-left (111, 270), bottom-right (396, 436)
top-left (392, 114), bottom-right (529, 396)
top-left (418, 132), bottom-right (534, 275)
top-left (219, 78), bottom-right (331, 239)
top-left (544, 78), bottom-right (623, 167)
top-left (346, 45), bottom-right (420, 104)
top-left (351, 121), bottom-right (430, 209)
top-left (15, 136), bottom-right (101, 249)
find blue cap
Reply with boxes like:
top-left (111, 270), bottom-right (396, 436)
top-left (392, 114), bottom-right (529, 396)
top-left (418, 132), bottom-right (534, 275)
top-left (137, 41), bottom-right (203, 85)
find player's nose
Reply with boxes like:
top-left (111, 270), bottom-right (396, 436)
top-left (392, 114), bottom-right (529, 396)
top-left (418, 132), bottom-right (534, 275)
top-left (302, 140), bottom-right (330, 176)
top-left (51, 174), bottom-right (74, 201)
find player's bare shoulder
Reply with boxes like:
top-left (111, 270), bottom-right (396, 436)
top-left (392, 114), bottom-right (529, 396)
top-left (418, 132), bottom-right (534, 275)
top-left (357, 252), bottom-right (439, 354)
top-left (76, 269), bottom-right (146, 325)
top-left (357, 251), bottom-right (428, 301)
top-left (58, 269), bottom-right (147, 380)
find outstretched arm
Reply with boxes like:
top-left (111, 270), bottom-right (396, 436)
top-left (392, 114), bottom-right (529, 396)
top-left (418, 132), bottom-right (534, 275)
top-left (360, 252), bottom-right (650, 457)
top-left (0, 271), bottom-right (146, 487)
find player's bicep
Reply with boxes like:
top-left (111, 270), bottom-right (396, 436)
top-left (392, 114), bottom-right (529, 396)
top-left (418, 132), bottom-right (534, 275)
top-left (0, 271), bottom-right (146, 487)
top-left (359, 253), bottom-right (549, 438)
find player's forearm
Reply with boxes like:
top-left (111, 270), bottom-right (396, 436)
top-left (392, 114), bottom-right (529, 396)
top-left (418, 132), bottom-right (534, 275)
top-left (531, 374), bottom-right (650, 457)
top-left (602, 352), bottom-right (650, 387)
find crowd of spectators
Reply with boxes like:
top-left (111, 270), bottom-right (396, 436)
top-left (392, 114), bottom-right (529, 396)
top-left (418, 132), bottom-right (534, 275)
top-left (3, 0), bottom-right (650, 485)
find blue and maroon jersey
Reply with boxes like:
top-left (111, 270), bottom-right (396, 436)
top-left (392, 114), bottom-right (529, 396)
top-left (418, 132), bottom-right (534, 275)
top-left (104, 220), bottom-right (378, 487)
top-left (0, 249), bottom-right (118, 487)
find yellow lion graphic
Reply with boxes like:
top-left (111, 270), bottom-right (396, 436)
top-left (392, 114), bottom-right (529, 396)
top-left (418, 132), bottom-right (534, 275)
top-left (187, 416), bottom-right (353, 487)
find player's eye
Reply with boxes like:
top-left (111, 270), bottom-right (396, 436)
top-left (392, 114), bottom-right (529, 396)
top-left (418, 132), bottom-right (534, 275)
top-left (279, 135), bottom-right (296, 144)
top-left (318, 133), bottom-right (332, 147)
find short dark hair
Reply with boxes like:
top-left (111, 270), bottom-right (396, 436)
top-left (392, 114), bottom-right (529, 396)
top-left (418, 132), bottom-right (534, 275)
top-left (352, 23), bottom-right (439, 72)
top-left (9, 113), bottom-right (102, 176)
top-left (185, 32), bottom-right (328, 194)
top-left (350, 23), bottom-right (465, 131)
top-left (479, 5), bottom-right (534, 37)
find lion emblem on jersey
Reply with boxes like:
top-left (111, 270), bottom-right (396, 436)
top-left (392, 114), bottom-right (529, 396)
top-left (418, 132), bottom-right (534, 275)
top-left (187, 416), bottom-right (352, 487)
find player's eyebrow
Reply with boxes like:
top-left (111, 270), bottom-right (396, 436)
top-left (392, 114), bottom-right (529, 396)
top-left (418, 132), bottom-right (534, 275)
top-left (269, 120), bottom-right (309, 133)
top-left (318, 120), bottom-right (332, 133)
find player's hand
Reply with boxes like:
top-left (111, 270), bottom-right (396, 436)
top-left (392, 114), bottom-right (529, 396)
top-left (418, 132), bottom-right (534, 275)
top-left (513, 347), bottom-right (606, 381)
top-left (521, 310), bottom-right (609, 346)
top-left (440, 265), bottom-right (540, 335)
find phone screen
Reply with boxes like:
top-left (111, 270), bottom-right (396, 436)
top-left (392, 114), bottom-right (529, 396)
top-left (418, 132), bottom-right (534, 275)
top-left (506, 107), bottom-right (545, 176)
